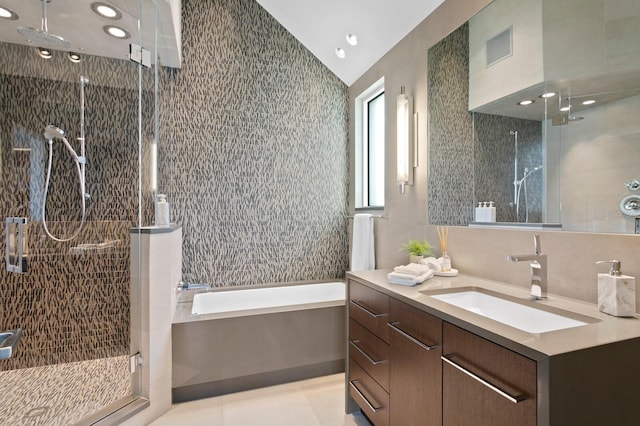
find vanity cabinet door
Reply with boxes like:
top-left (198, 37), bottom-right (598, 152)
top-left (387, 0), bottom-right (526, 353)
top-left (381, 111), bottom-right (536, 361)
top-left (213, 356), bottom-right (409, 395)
top-left (442, 323), bottom-right (536, 426)
top-left (389, 298), bottom-right (442, 426)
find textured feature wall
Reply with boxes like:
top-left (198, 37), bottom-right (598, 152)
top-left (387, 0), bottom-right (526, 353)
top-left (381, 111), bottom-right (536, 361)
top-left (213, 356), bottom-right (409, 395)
top-left (161, 0), bottom-right (349, 287)
top-left (428, 24), bottom-right (474, 226)
top-left (0, 43), bottom-right (147, 370)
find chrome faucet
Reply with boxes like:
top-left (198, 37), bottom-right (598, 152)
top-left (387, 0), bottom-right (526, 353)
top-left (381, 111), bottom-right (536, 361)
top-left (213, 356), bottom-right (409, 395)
top-left (507, 235), bottom-right (547, 300)
top-left (177, 281), bottom-right (212, 291)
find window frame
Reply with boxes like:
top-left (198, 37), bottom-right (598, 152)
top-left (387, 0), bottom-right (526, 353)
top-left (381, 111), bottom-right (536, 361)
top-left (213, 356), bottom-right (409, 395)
top-left (355, 77), bottom-right (385, 209)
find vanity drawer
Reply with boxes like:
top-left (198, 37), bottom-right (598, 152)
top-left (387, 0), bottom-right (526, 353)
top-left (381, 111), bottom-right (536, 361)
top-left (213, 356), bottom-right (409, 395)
top-left (349, 357), bottom-right (389, 426)
top-left (349, 280), bottom-right (390, 343)
top-left (349, 318), bottom-right (389, 391)
top-left (442, 323), bottom-right (536, 426)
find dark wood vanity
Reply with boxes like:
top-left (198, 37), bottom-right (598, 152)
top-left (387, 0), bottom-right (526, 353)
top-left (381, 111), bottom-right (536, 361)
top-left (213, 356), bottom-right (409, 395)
top-left (346, 272), bottom-right (640, 426)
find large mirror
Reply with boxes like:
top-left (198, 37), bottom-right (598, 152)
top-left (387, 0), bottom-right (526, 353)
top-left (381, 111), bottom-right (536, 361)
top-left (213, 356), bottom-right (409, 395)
top-left (427, 0), bottom-right (640, 234)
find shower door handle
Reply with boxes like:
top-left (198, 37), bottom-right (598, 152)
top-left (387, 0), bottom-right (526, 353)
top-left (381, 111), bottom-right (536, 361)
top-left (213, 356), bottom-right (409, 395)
top-left (5, 217), bottom-right (28, 273)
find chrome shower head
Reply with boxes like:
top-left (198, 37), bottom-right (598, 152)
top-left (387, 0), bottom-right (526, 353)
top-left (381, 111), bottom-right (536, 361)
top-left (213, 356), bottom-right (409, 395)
top-left (17, 0), bottom-right (70, 49)
top-left (44, 125), bottom-right (65, 140)
top-left (17, 27), bottom-right (70, 49)
top-left (510, 130), bottom-right (518, 136)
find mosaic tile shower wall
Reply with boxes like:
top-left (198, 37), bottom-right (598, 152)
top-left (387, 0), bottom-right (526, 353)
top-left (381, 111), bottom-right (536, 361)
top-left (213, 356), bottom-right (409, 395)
top-left (428, 24), bottom-right (475, 226)
top-left (473, 114), bottom-right (543, 223)
top-left (159, 0), bottom-right (349, 287)
top-left (0, 42), bottom-right (150, 370)
top-left (427, 23), bottom-right (543, 226)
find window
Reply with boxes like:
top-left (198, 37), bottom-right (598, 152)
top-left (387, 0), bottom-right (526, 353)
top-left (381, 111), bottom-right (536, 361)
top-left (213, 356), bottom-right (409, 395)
top-left (355, 78), bottom-right (385, 208)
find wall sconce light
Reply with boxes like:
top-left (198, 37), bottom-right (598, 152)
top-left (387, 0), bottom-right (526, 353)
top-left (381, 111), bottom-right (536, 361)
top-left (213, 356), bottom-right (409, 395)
top-left (397, 86), bottom-right (416, 194)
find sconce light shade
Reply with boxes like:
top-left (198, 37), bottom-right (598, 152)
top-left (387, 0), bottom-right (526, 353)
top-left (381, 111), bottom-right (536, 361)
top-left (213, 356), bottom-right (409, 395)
top-left (397, 86), bottom-right (413, 194)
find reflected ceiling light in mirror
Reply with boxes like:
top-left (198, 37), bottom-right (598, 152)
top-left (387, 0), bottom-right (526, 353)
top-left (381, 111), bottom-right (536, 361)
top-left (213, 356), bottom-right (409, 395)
top-left (517, 99), bottom-right (534, 106)
top-left (91, 2), bottom-right (122, 20)
top-left (560, 106), bottom-right (571, 112)
top-left (335, 47), bottom-right (346, 59)
top-left (582, 99), bottom-right (596, 105)
top-left (540, 92), bottom-right (556, 98)
top-left (104, 25), bottom-right (130, 39)
top-left (68, 52), bottom-right (81, 63)
top-left (346, 33), bottom-right (358, 46)
top-left (37, 47), bottom-right (52, 59)
top-left (397, 86), bottom-right (415, 194)
top-left (0, 6), bottom-right (18, 20)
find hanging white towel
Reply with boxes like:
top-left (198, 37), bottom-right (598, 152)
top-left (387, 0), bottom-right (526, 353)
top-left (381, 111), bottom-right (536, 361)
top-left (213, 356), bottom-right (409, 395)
top-left (350, 214), bottom-right (375, 271)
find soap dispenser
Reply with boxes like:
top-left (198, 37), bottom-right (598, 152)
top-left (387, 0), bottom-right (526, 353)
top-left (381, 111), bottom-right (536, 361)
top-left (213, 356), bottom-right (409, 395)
top-left (155, 194), bottom-right (170, 227)
top-left (595, 260), bottom-right (636, 317)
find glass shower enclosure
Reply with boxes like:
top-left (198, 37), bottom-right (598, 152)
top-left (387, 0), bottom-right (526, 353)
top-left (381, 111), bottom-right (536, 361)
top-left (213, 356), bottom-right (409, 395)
top-left (0, 0), bottom-right (162, 423)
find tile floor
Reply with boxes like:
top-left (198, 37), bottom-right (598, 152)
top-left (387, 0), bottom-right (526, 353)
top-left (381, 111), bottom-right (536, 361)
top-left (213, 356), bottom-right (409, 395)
top-left (0, 355), bottom-right (130, 426)
top-left (151, 373), bottom-right (370, 426)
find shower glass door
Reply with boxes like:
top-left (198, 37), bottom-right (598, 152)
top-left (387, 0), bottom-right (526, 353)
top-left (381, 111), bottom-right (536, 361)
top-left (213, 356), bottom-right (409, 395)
top-left (0, 0), bottom-right (160, 423)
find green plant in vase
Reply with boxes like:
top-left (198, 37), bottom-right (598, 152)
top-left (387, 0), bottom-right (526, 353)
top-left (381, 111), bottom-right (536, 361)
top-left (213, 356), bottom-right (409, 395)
top-left (402, 239), bottom-right (433, 264)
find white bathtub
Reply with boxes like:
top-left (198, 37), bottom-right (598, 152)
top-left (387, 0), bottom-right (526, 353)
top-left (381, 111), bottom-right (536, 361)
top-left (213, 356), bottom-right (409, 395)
top-left (172, 281), bottom-right (346, 402)
top-left (190, 281), bottom-right (345, 315)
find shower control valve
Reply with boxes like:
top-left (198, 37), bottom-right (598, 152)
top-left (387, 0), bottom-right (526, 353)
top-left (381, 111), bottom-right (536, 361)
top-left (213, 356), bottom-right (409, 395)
top-left (625, 180), bottom-right (640, 191)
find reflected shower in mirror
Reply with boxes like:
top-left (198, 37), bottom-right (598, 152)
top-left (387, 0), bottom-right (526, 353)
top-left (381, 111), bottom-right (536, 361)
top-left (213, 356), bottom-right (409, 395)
top-left (427, 0), bottom-right (640, 234)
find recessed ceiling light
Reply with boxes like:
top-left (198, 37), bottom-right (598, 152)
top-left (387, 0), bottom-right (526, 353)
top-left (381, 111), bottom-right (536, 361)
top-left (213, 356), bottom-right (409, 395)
top-left (68, 52), bottom-right (81, 63)
top-left (346, 33), bottom-right (358, 46)
top-left (0, 6), bottom-right (18, 20)
top-left (540, 92), bottom-right (556, 98)
top-left (582, 99), bottom-right (596, 105)
top-left (104, 25), bottom-right (130, 39)
top-left (560, 106), bottom-right (571, 112)
top-left (335, 48), bottom-right (346, 59)
top-left (91, 2), bottom-right (122, 20)
top-left (37, 47), bottom-right (52, 59)
top-left (517, 99), bottom-right (534, 106)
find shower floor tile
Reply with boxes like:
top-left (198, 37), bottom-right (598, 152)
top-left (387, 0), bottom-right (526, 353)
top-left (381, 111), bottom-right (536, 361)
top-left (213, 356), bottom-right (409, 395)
top-left (151, 373), bottom-right (370, 426)
top-left (0, 355), bottom-right (130, 425)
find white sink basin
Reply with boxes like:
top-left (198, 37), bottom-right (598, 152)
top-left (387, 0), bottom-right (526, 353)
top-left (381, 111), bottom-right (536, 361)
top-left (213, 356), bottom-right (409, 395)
top-left (425, 288), bottom-right (593, 333)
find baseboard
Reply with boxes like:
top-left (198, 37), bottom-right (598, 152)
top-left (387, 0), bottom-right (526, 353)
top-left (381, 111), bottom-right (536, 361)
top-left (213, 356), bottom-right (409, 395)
top-left (172, 359), bottom-right (344, 403)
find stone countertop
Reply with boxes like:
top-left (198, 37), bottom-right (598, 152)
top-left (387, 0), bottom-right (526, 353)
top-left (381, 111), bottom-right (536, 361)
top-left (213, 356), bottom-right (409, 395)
top-left (346, 270), bottom-right (640, 360)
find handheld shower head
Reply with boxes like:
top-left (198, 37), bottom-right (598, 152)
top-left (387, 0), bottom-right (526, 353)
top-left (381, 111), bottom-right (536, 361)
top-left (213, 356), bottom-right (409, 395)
top-left (44, 125), bottom-right (65, 140)
top-left (510, 130), bottom-right (518, 136)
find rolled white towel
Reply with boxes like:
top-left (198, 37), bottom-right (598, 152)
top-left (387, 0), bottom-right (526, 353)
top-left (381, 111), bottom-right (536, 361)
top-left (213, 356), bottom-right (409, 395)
top-left (387, 270), bottom-right (434, 286)
top-left (393, 263), bottom-right (431, 276)
top-left (420, 256), bottom-right (442, 272)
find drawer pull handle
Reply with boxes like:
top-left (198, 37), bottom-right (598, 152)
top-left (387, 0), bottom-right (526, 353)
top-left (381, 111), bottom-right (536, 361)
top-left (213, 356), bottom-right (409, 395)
top-left (349, 380), bottom-right (384, 413)
top-left (388, 322), bottom-right (438, 351)
top-left (349, 340), bottom-right (388, 365)
top-left (350, 300), bottom-right (388, 318)
top-left (441, 355), bottom-right (526, 404)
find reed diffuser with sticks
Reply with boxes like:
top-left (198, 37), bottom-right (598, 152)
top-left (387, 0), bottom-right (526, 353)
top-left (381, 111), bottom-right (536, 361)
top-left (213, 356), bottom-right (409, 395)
top-left (437, 226), bottom-right (452, 272)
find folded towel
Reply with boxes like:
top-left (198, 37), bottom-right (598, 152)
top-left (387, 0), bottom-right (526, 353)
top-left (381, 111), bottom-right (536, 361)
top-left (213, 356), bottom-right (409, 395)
top-left (350, 214), bottom-right (375, 271)
top-left (387, 270), bottom-right (434, 286)
top-left (394, 263), bottom-right (431, 276)
top-left (420, 256), bottom-right (442, 272)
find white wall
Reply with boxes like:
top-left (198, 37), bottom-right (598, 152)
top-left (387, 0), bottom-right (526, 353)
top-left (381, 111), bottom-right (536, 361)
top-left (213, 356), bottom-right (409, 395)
top-left (468, 0), bottom-right (544, 110)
